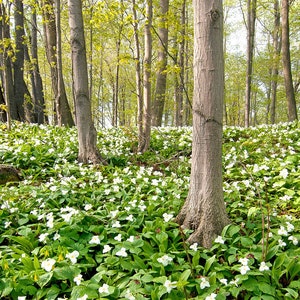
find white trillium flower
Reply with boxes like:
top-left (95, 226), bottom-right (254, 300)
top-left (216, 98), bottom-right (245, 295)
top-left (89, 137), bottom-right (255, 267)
top-left (219, 278), bottom-right (228, 285)
top-left (200, 277), bottom-right (210, 289)
top-left (240, 265), bottom-right (250, 275)
top-left (41, 258), bottom-right (56, 272)
top-left (205, 293), bottom-right (217, 300)
top-left (239, 257), bottom-right (249, 266)
top-left (278, 226), bottom-right (288, 236)
top-left (103, 244), bottom-right (112, 253)
top-left (98, 283), bottom-right (109, 294)
top-left (66, 250), bottom-right (80, 264)
top-left (114, 234), bottom-right (122, 241)
top-left (189, 242), bottom-right (198, 251)
top-left (157, 254), bottom-right (173, 266)
top-left (164, 279), bottom-right (177, 293)
top-left (124, 290), bottom-right (135, 300)
top-left (89, 235), bottom-right (100, 244)
top-left (259, 262), bottom-right (269, 272)
top-left (279, 168), bottom-right (289, 179)
top-left (39, 233), bottom-right (49, 243)
top-left (278, 239), bottom-right (286, 247)
top-left (74, 274), bottom-right (83, 285)
top-left (112, 220), bottom-right (121, 228)
top-left (116, 247), bottom-right (128, 257)
top-left (288, 236), bottom-right (298, 245)
top-left (214, 235), bottom-right (225, 244)
top-left (163, 213), bottom-right (173, 222)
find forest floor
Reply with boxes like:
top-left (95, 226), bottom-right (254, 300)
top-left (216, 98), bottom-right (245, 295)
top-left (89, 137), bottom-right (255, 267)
top-left (0, 121), bottom-right (299, 299)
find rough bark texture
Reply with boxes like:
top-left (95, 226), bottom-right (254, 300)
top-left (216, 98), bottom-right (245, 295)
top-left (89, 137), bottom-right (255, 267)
top-left (281, 0), bottom-right (297, 121)
top-left (152, 0), bottom-right (169, 127)
top-left (176, 0), bottom-right (229, 248)
top-left (68, 0), bottom-right (104, 164)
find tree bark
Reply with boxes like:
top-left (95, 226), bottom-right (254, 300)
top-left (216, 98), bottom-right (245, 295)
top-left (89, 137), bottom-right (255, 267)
top-left (152, 0), bottom-right (169, 127)
top-left (30, 8), bottom-right (46, 124)
top-left (175, 0), bottom-right (186, 127)
top-left (0, 3), bottom-right (13, 129)
top-left (176, 0), bottom-right (229, 248)
top-left (244, 0), bottom-right (257, 127)
top-left (55, 0), bottom-right (74, 126)
top-left (12, 0), bottom-right (26, 121)
top-left (281, 0), bottom-right (297, 121)
top-left (68, 0), bottom-right (104, 164)
top-left (132, 0), bottom-right (143, 138)
top-left (138, 0), bottom-right (152, 153)
top-left (269, 0), bottom-right (281, 124)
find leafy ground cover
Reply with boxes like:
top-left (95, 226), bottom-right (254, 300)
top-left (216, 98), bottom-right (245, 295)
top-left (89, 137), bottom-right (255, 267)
top-left (0, 121), bottom-right (299, 300)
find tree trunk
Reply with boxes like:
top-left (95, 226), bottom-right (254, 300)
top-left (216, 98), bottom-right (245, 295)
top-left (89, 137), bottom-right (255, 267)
top-left (244, 0), bottom-right (257, 127)
top-left (30, 8), bottom-right (46, 124)
top-left (13, 0), bottom-right (26, 121)
top-left (0, 3), bottom-right (13, 129)
top-left (176, 0), bottom-right (229, 248)
top-left (137, 0), bottom-right (152, 153)
top-left (175, 0), bottom-right (186, 127)
top-left (56, 0), bottom-right (74, 126)
top-left (152, 0), bottom-right (169, 127)
top-left (281, 0), bottom-right (297, 121)
top-left (68, 0), bottom-right (104, 164)
top-left (269, 0), bottom-right (281, 124)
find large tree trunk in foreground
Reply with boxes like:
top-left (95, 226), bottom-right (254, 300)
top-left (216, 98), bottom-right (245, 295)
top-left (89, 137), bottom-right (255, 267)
top-left (68, 0), bottom-right (104, 164)
top-left (176, 0), bottom-right (229, 248)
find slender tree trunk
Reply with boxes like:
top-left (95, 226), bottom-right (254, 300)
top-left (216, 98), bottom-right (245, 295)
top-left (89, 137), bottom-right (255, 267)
top-left (30, 9), bottom-right (46, 124)
top-left (68, 0), bottom-right (104, 164)
top-left (132, 0), bottom-right (144, 152)
top-left (175, 0), bottom-right (186, 127)
top-left (138, 0), bottom-right (152, 152)
top-left (42, 0), bottom-right (58, 123)
top-left (152, 0), bottom-right (169, 127)
top-left (176, 0), bottom-right (229, 248)
top-left (55, 0), bottom-right (74, 126)
top-left (13, 0), bottom-right (26, 121)
top-left (0, 3), bottom-right (13, 129)
top-left (281, 0), bottom-right (297, 121)
top-left (270, 0), bottom-right (281, 124)
top-left (244, 0), bottom-right (257, 127)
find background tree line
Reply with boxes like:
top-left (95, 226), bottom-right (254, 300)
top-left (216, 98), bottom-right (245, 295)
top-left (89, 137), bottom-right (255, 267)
top-left (0, 0), bottom-right (299, 130)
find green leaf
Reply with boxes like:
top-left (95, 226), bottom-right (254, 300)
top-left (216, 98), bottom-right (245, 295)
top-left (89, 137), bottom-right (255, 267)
top-left (37, 272), bottom-right (53, 288)
top-left (53, 266), bottom-right (80, 281)
top-left (284, 288), bottom-right (299, 299)
top-left (133, 254), bottom-right (147, 269)
top-left (9, 236), bottom-right (35, 253)
top-left (204, 255), bottom-right (216, 275)
top-left (241, 236), bottom-right (253, 247)
top-left (223, 224), bottom-right (240, 237)
top-left (258, 282), bottom-right (275, 296)
top-left (179, 269), bottom-right (191, 282)
top-left (287, 262), bottom-right (300, 281)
